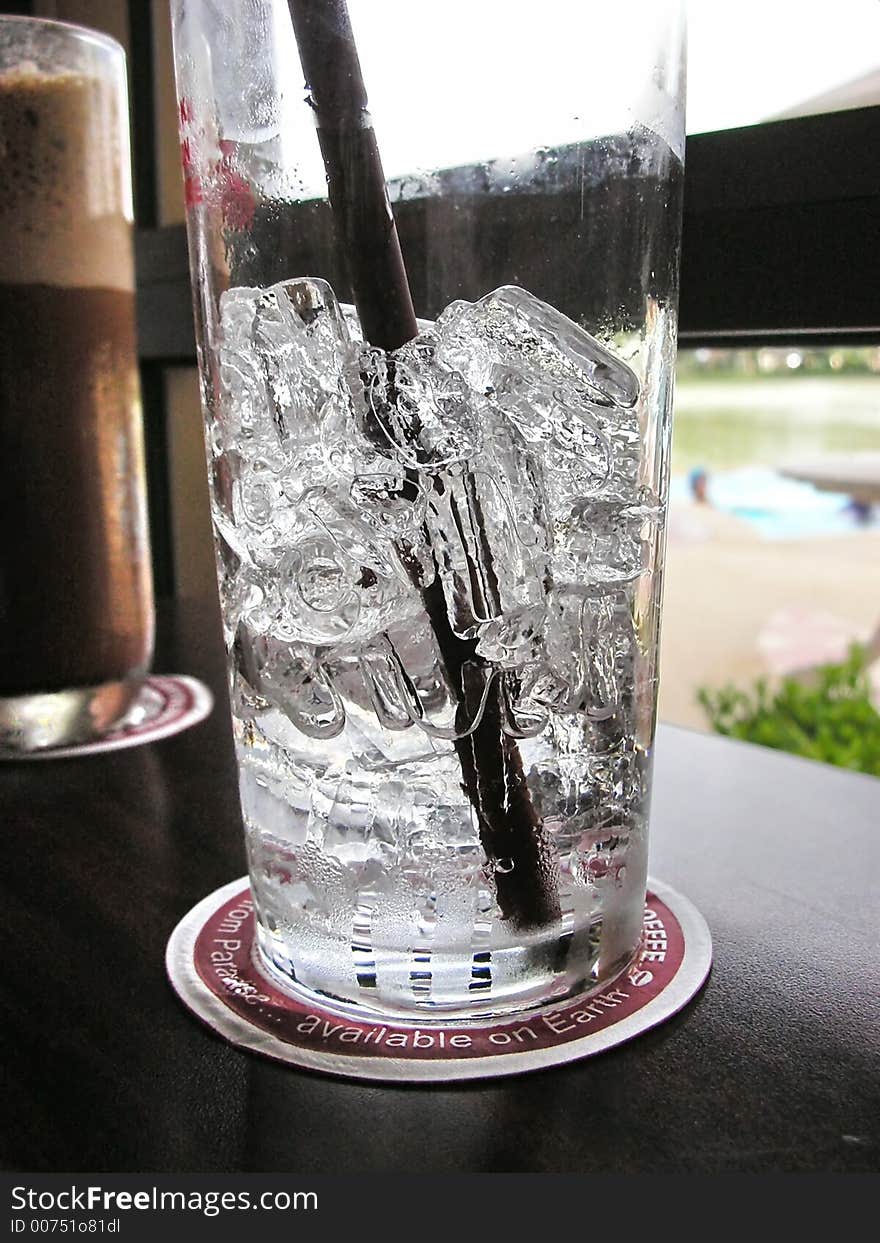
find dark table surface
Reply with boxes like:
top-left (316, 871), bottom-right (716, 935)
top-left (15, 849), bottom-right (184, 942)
top-left (2, 597), bottom-right (878, 1174)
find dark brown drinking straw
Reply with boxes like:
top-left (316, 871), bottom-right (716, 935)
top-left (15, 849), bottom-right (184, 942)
top-left (288, 0), bottom-right (559, 929)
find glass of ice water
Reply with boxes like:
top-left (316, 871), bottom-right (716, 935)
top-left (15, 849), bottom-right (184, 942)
top-left (171, 0), bottom-right (686, 1019)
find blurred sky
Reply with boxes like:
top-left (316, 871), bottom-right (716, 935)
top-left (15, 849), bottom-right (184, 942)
top-left (278, 0), bottom-right (880, 188)
top-left (686, 0), bottom-right (880, 132)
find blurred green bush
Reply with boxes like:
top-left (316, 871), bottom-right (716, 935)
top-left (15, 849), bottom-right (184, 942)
top-left (698, 646), bottom-right (880, 776)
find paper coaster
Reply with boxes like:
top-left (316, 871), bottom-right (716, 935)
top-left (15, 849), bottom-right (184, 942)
top-left (167, 876), bottom-right (712, 1083)
top-left (16, 674), bottom-right (214, 760)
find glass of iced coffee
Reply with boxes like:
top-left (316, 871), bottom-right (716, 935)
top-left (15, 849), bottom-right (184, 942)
top-left (0, 17), bottom-right (153, 754)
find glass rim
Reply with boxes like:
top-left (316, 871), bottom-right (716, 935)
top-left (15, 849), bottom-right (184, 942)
top-left (0, 13), bottom-right (125, 62)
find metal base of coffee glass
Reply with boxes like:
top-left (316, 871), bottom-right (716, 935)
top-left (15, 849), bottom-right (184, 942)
top-left (172, 0), bottom-right (685, 1019)
top-left (0, 672), bottom-right (147, 757)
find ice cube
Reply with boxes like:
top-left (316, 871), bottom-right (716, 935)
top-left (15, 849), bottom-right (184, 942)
top-left (275, 661), bottom-right (346, 741)
top-left (357, 335), bottom-right (483, 470)
top-left (357, 620), bottom-right (494, 742)
top-left (230, 622), bottom-right (347, 739)
top-left (219, 277), bottom-right (354, 460)
top-left (273, 530), bottom-right (404, 646)
top-left (426, 471), bottom-right (528, 640)
top-left (436, 285), bottom-right (640, 409)
top-left (316, 389), bottom-right (389, 491)
top-left (351, 331), bottom-right (555, 659)
top-left (491, 370), bottom-right (612, 492)
top-left (358, 635), bottom-right (419, 732)
top-left (426, 456), bottom-right (551, 649)
top-left (435, 286), bottom-right (642, 512)
top-left (555, 500), bottom-right (645, 586)
top-left (214, 274), bottom-right (649, 750)
top-left (498, 669), bottom-right (549, 738)
top-left (380, 618), bottom-right (458, 739)
top-left (556, 495), bottom-right (662, 587)
top-left (230, 467), bottom-right (294, 560)
top-left (503, 584), bottom-right (638, 736)
top-left (349, 471), bottom-right (427, 541)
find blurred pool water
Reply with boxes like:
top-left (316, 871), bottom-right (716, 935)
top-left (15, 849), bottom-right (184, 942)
top-left (669, 466), bottom-right (879, 538)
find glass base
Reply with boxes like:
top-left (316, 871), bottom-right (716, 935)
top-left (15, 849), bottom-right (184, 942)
top-left (0, 671), bottom-right (147, 756)
top-left (253, 916), bottom-right (641, 1024)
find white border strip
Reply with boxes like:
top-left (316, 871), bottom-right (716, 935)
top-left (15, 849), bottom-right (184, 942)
top-left (167, 876), bottom-right (712, 1083)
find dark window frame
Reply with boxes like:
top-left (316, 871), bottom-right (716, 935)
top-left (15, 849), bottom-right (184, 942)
top-left (680, 106), bottom-right (880, 347)
top-left (134, 107), bottom-right (880, 360)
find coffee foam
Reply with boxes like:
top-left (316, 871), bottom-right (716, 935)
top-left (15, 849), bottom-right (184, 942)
top-left (0, 64), bottom-right (133, 290)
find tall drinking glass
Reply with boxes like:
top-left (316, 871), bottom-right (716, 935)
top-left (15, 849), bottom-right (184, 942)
top-left (0, 17), bottom-right (154, 754)
top-left (172, 0), bottom-right (685, 1017)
